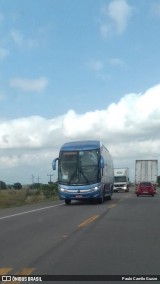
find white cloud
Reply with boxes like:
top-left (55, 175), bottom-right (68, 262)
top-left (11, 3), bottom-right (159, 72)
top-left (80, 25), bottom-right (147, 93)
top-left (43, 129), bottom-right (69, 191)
top-left (108, 0), bottom-right (132, 34)
top-left (0, 83), bottom-right (160, 183)
top-left (151, 3), bottom-right (160, 17)
top-left (87, 59), bottom-right (103, 72)
top-left (109, 57), bottom-right (125, 67)
top-left (99, 22), bottom-right (110, 39)
top-left (0, 92), bottom-right (5, 101)
top-left (0, 13), bottom-right (4, 22)
top-left (10, 30), bottom-right (23, 46)
top-left (86, 56), bottom-right (125, 83)
top-left (10, 77), bottom-right (48, 92)
top-left (100, 0), bottom-right (133, 38)
top-left (86, 58), bottom-right (112, 81)
top-left (0, 47), bottom-right (9, 60)
top-left (10, 29), bottom-right (39, 49)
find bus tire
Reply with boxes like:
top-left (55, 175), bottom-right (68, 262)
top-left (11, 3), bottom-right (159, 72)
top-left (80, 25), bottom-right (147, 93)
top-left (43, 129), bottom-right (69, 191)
top-left (98, 191), bottom-right (104, 204)
top-left (65, 199), bottom-right (71, 205)
top-left (107, 195), bottom-right (112, 200)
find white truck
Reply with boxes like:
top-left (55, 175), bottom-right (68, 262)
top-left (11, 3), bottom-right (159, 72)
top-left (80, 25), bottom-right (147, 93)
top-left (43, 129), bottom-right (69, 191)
top-left (113, 168), bottom-right (129, 192)
top-left (135, 160), bottom-right (158, 186)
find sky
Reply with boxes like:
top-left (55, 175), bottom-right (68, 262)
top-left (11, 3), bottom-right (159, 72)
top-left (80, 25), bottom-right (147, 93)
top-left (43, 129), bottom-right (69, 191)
top-left (0, 0), bottom-right (160, 184)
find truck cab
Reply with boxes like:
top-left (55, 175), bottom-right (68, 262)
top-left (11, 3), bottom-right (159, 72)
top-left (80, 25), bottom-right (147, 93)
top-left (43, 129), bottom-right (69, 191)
top-left (113, 168), bottom-right (129, 192)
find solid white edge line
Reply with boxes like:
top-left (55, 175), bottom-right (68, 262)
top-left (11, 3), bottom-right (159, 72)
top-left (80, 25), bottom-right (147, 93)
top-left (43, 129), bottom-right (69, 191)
top-left (0, 203), bottom-right (64, 220)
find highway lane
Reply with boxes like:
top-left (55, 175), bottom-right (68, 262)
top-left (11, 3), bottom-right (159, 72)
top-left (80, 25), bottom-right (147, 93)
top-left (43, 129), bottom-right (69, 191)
top-left (0, 188), bottom-right (160, 283)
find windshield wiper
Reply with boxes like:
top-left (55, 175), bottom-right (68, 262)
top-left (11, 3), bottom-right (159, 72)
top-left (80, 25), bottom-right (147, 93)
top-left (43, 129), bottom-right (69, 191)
top-left (67, 170), bottom-right (77, 185)
top-left (79, 169), bottom-right (90, 184)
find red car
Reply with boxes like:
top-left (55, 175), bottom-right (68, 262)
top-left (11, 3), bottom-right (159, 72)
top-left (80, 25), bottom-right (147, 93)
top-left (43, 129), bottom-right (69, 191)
top-left (136, 182), bottom-right (155, 197)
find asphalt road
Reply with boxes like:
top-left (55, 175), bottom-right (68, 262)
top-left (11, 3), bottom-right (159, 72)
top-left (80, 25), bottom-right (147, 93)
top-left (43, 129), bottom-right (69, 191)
top-left (0, 187), bottom-right (160, 283)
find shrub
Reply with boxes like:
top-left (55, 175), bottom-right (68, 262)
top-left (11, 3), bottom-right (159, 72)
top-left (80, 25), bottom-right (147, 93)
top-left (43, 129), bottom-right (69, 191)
top-left (0, 181), bottom-right (7, 189)
top-left (13, 182), bottom-right (22, 190)
top-left (39, 183), bottom-right (57, 198)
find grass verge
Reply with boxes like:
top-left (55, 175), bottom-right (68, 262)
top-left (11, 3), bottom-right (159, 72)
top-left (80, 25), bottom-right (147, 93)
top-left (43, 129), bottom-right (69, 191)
top-left (0, 185), bottom-right (59, 209)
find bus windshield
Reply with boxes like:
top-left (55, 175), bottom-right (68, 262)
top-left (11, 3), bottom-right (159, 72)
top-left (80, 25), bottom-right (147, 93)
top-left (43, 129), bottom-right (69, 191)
top-left (58, 150), bottom-right (100, 185)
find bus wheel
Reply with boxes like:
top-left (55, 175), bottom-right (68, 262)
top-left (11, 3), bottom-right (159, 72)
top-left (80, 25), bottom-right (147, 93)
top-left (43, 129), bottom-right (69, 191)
top-left (65, 199), bottom-right (71, 205)
top-left (107, 195), bottom-right (111, 200)
top-left (98, 193), bottom-right (104, 204)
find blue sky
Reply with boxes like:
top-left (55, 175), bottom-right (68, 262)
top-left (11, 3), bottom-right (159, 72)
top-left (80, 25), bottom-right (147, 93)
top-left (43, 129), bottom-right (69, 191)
top-left (0, 0), bottom-right (160, 184)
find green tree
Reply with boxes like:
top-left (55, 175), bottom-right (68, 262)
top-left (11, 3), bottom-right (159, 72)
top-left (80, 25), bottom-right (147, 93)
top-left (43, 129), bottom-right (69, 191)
top-left (0, 181), bottom-right (7, 189)
top-left (13, 182), bottom-right (22, 190)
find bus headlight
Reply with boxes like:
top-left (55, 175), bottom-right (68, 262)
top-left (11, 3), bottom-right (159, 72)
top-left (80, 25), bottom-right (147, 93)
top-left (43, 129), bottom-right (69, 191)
top-left (93, 186), bottom-right (100, 191)
top-left (59, 187), bottom-right (67, 192)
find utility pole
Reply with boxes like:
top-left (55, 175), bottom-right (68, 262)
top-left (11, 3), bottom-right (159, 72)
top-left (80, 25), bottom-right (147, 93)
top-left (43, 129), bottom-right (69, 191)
top-left (31, 174), bottom-right (35, 184)
top-left (47, 174), bottom-right (53, 183)
top-left (37, 176), bottom-right (40, 184)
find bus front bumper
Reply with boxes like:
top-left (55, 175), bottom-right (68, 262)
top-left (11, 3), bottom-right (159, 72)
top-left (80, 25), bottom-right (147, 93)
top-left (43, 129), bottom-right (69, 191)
top-left (58, 186), bottom-right (102, 200)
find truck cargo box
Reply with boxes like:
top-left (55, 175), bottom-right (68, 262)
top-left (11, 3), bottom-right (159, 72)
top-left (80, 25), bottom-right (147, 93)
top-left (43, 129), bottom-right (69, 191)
top-left (135, 160), bottom-right (158, 185)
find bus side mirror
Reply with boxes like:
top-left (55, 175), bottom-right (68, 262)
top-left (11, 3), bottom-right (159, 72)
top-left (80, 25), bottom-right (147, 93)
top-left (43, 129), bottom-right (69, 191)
top-left (100, 157), bottom-right (104, 168)
top-left (52, 158), bottom-right (59, 170)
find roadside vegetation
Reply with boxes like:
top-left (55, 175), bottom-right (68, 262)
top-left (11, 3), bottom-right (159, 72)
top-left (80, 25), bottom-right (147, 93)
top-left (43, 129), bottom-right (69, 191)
top-left (0, 182), bottom-right (58, 209)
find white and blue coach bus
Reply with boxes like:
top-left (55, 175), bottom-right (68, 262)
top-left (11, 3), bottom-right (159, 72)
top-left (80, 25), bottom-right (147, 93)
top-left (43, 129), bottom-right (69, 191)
top-left (52, 140), bottom-right (114, 205)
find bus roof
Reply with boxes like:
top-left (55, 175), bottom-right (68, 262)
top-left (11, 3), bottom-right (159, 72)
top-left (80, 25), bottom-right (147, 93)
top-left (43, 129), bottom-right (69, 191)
top-left (60, 140), bottom-right (101, 151)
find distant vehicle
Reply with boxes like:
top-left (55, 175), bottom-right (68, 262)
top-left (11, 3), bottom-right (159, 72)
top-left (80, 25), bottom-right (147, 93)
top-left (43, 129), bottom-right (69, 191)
top-left (52, 140), bottom-right (114, 205)
top-left (157, 176), bottom-right (160, 187)
top-left (136, 182), bottom-right (155, 197)
top-left (113, 168), bottom-right (129, 192)
top-left (135, 160), bottom-right (158, 191)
